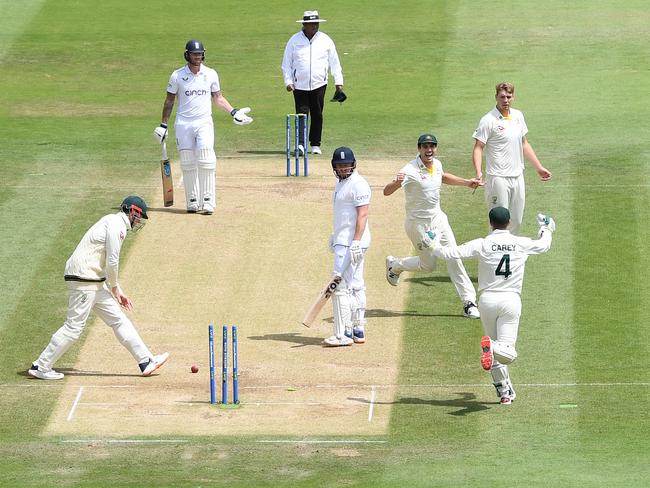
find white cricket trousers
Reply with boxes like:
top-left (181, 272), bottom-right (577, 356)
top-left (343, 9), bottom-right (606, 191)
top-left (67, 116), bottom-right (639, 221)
top-left (397, 212), bottom-right (476, 303)
top-left (34, 282), bottom-right (153, 370)
top-left (484, 173), bottom-right (525, 235)
top-left (478, 290), bottom-right (521, 384)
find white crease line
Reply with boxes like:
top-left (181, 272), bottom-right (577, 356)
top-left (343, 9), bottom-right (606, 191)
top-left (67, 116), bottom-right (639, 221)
top-left (240, 382), bottom-right (650, 390)
top-left (246, 402), bottom-right (323, 406)
top-left (256, 440), bottom-right (386, 444)
top-left (368, 386), bottom-right (376, 423)
top-left (67, 386), bottom-right (84, 422)
top-left (61, 439), bottom-right (189, 444)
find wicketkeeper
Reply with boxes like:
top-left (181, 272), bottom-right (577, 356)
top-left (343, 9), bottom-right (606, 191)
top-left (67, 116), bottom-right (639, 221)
top-left (433, 207), bottom-right (555, 405)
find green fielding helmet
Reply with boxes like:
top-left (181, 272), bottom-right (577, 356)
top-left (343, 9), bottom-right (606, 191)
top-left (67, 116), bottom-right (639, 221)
top-left (121, 195), bottom-right (148, 219)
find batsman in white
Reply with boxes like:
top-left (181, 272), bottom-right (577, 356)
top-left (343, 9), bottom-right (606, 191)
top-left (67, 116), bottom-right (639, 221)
top-left (433, 207), bottom-right (555, 405)
top-left (154, 39), bottom-right (253, 215)
top-left (383, 134), bottom-right (483, 319)
top-left (28, 196), bottom-right (169, 380)
top-left (325, 147), bottom-right (371, 347)
top-left (472, 82), bottom-right (552, 234)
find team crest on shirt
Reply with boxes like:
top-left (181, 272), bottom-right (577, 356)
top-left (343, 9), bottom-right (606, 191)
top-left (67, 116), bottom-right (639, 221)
top-left (496, 125), bottom-right (505, 132)
top-left (120, 231), bottom-right (125, 240)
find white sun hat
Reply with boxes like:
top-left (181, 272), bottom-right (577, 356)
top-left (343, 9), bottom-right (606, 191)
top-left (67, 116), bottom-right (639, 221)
top-left (296, 10), bottom-right (327, 23)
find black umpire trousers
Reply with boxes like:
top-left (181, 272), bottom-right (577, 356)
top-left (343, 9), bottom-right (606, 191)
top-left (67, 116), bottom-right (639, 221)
top-left (293, 84), bottom-right (327, 147)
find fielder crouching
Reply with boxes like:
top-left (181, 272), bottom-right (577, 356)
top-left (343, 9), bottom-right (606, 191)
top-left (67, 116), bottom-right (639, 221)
top-left (432, 207), bottom-right (555, 405)
top-left (325, 147), bottom-right (371, 346)
top-left (27, 196), bottom-right (169, 380)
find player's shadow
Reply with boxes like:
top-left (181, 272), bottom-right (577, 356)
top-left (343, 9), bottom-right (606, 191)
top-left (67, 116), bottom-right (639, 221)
top-left (237, 150), bottom-right (287, 155)
top-left (406, 275), bottom-right (478, 286)
top-left (146, 207), bottom-right (202, 214)
top-left (320, 308), bottom-right (465, 324)
top-left (248, 332), bottom-right (323, 348)
top-left (18, 368), bottom-right (147, 378)
top-left (350, 392), bottom-right (492, 416)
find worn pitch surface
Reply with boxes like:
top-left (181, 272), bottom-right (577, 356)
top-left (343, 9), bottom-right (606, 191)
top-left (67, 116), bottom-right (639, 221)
top-left (45, 156), bottom-right (415, 437)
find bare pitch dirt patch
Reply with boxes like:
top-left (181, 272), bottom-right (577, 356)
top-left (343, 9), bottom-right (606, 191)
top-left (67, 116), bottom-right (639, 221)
top-left (45, 156), bottom-right (415, 437)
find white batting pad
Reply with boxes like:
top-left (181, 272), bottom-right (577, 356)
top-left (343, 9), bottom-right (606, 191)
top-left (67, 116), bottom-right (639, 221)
top-left (492, 340), bottom-right (518, 364)
top-left (332, 289), bottom-right (352, 338)
top-left (350, 287), bottom-right (366, 322)
top-left (198, 168), bottom-right (215, 210)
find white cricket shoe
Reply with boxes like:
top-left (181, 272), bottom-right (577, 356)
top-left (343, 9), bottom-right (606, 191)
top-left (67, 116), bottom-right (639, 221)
top-left (28, 364), bottom-right (64, 380)
top-left (297, 144), bottom-right (305, 156)
top-left (463, 301), bottom-right (480, 319)
top-left (311, 146), bottom-right (322, 155)
top-left (323, 335), bottom-right (353, 347)
top-left (201, 203), bottom-right (214, 215)
top-left (385, 256), bottom-right (401, 286)
top-left (140, 352), bottom-right (170, 377)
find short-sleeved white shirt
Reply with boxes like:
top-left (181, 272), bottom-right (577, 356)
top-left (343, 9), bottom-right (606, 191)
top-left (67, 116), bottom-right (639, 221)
top-left (167, 64), bottom-right (220, 120)
top-left (434, 229), bottom-right (552, 294)
top-left (332, 171), bottom-right (371, 247)
top-left (473, 107), bottom-right (528, 177)
top-left (399, 156), bottom-right (444, 220)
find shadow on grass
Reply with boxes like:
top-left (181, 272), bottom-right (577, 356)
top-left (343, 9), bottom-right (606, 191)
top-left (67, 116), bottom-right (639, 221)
top-left (17, 369), bottom-right (149, 379)
top-left (406, 275), bottom-right (478, 285)
top-left (238, 150), bottom-right (287, 155)
top-left (350, 392), bottom-right (494, 416)
top-left (247, 332), bottom-right (324, 348)
top-left (315, 308), bottom-right (469, 324)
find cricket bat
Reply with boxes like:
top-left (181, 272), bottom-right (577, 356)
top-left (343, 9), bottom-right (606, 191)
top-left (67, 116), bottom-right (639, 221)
top-left (302, 274), bottom-right (342, 327)
top-left (160, 140), bottom-right (174, 207)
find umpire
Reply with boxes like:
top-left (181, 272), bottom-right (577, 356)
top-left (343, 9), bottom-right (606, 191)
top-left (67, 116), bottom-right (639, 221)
top-left (281, 10), bottom-right (345, 156)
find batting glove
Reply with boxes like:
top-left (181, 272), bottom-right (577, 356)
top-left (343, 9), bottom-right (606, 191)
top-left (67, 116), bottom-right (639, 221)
top-left (231, 107), bottom-right (253, 125)
top-left (153, 123), bottom-right (168, 144)
top-left (537, 213), bottom-right (556, 235)
top-left (349, 240), bottom-right (363, 265)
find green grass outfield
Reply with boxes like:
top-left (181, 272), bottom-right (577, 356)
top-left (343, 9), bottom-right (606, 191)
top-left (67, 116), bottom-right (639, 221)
top-left (1, 0), bottom-right (649, 486)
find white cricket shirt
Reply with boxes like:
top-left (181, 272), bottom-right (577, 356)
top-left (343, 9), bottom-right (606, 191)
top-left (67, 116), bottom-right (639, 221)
top-left (64, 212), bottom-right (130, 288)
top-left (167, 64), bottom-right (220, 120)
top-left (399, 156), bottom-right (444, 220)
top-left (434, 229), bottom-right (552, 294)
top-left (332, 171), bottom-right (371, 247)
top-left (282, 31), bottom-right (343, 90)
top-left (473, 107), bottom-right (528, 177)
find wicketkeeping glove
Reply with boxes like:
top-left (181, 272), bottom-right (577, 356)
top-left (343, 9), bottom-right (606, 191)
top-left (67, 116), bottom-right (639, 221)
top-left (419, 229), bottom-right (439, 251)
top-left (153, 123), bottom-right (168, 144)
top-left (231, 107), bottom-right (253, 125)
top-left (349, 240), bottom-right (363, 265)
top-left (537, 213), bottom-right (556, 235)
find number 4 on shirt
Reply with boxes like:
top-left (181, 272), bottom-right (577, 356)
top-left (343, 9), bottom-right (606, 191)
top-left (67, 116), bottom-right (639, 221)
top-left (496, 254), bottom-right (512, 279)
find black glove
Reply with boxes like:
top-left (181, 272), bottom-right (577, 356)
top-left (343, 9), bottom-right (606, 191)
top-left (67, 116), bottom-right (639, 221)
top-left (330, 90), bottom-right (347, 103)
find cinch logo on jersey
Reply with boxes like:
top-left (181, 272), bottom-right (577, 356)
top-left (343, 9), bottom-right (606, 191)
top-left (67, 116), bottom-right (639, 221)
top-left (185, 89), bottom-right (209, 96)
